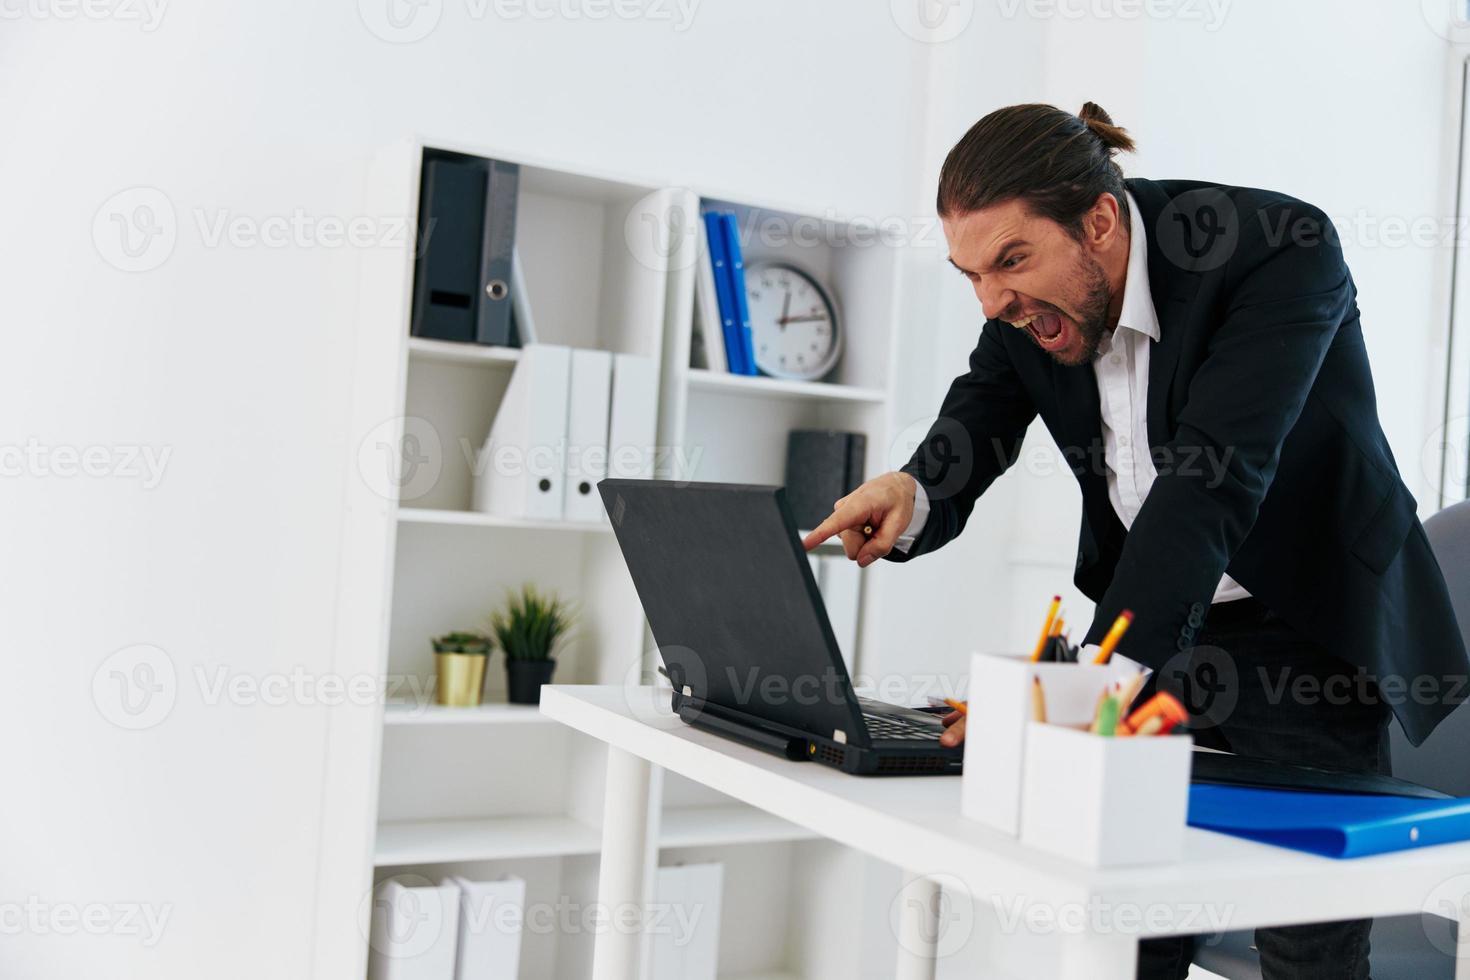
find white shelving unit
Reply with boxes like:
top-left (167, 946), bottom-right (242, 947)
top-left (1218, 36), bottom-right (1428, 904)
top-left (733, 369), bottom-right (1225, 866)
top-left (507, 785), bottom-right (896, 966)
top-left (347, 142), bottom-right (911, 980)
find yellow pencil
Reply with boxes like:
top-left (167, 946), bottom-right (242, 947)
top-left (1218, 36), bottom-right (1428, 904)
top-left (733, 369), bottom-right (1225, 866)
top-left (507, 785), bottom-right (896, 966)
top-left (1029, 595), bottom-right (1062, 662)
top-left (1031, 676), bottom-right (1047, 723)
top-left (943, 698), bottom-right (968, 716)
top-left (1091, 610), bottom-right (1135, 664)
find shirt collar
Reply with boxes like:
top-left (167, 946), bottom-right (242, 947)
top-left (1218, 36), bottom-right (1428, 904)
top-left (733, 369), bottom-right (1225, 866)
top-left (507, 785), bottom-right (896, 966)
top-left (1115, 191), bottom-right (1160, 343)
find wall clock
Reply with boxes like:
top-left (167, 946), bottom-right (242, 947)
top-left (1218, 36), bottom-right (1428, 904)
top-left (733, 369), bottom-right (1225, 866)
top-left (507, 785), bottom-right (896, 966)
top-left (744, 261), bottom-right (841, 381)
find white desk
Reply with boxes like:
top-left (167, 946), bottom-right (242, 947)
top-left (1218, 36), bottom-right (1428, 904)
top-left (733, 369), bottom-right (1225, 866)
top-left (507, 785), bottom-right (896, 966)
top-left (541, 684), bottom-right (1470, 980)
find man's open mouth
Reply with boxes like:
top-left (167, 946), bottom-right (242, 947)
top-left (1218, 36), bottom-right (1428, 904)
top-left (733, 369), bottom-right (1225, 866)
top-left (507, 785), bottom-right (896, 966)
top-left (1010, 311), bottom-right (1067, 349)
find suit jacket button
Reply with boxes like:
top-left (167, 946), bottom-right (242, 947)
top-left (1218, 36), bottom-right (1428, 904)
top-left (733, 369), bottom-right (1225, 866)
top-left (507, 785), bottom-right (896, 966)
top-left (1176, 636), bottom-right (1192, 652)
top-left (1190, 602), bottom-right (1206, 616)
top-left (1188, 612), bottom-right (1204, 629)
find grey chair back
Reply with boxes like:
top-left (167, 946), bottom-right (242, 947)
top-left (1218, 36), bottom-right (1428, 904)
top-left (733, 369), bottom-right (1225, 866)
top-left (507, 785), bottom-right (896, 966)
top-left (1387, 499), bottom-right (1470, 795)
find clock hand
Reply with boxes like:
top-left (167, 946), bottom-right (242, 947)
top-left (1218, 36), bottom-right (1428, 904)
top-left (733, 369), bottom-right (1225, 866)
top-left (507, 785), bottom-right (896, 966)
top-left (781, 314), bottom-right (829, 323)
top-left (778, 291), bottom-right (791, 328)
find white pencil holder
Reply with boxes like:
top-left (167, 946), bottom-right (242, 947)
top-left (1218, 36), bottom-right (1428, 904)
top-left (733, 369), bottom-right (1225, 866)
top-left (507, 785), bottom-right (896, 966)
top-left (1019, 721), bottom-right (1192, 867)
top-left (960, 651), bottom-right (1141, 836)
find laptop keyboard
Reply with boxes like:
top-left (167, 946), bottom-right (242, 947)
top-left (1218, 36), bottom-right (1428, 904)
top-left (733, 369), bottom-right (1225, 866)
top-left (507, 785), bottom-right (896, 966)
top-left (863, 712), bottom-right (943, 741)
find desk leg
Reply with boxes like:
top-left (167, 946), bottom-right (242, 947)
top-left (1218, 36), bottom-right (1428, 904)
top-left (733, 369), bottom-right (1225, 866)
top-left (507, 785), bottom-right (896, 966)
top-left (1056, 930), bottom-right (1138, 980)
top-left (591, 746), bottom-right (655, 980)
top-left (1458, 906), bottom-right (1470, 980)
top-left (895, 872), bottom-right (940, 980)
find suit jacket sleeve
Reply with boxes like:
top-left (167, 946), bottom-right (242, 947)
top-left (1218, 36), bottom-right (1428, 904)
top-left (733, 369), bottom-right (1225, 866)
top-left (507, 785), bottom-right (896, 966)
top-left (1083, 204), bottom-right (1354, 665)
top-left (885, 319), bottom-right (1037, 563)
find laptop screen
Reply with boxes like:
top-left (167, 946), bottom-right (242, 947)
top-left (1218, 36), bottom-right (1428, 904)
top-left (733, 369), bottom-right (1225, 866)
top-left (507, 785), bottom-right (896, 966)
top-left (598, 478), bottom-right (867, 741)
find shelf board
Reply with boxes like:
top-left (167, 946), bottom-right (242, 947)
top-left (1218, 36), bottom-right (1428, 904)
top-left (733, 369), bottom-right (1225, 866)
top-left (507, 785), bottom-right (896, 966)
top-left (407, 337), bottom-right (521, 367)
top-left (375, 805), bottom-right (818, 867)
top-left (383, 701), bottom-right (553, 726)
top-left (686, 368), bottom-right (885, 405)
top-left (660, 804), bottom-right (818, 849)
top-left (375, 815), bottom-right (602, 866)
top-left (397, 507), bottom-right (613, 534)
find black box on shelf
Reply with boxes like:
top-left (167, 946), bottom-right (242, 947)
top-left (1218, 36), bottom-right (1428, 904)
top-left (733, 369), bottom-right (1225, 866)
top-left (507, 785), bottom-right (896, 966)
top-left (784, 430), bottom-right (866, 531)
top-left (410, 148), bottom-right (519, 346)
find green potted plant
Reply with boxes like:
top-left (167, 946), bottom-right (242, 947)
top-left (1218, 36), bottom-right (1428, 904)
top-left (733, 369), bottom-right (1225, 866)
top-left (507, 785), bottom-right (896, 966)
top-left (488, 584), bottom-right (575, 705)
top-left (431, 631), bottom-right (491, 707)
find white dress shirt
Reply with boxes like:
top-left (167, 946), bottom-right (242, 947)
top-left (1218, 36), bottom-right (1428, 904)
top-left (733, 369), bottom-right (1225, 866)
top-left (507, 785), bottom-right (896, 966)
top-left (897, 192), bottom-right (1249, 605)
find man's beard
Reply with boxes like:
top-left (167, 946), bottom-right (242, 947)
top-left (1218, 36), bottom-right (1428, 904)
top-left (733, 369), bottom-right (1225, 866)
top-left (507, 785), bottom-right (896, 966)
top-left (1063, 254), bottom-right (1113, 366)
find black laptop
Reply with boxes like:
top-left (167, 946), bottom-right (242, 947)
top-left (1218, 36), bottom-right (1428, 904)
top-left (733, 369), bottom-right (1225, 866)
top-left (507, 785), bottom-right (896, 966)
top-left (598, 478), bottom-right (963, 776)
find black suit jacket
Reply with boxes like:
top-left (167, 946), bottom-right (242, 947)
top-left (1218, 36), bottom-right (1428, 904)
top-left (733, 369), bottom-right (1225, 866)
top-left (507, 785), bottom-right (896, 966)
top-left (889, 177), bottom-right (1467, 745)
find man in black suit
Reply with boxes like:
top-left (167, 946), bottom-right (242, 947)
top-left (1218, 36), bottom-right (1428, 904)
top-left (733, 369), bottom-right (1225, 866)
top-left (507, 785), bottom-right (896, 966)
top-left (803, 102), bottom-right (1468, 979)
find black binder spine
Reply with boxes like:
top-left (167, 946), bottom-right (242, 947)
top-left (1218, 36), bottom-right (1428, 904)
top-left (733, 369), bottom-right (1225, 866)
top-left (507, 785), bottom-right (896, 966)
top-left (476, 160), bottom-right (519, 347)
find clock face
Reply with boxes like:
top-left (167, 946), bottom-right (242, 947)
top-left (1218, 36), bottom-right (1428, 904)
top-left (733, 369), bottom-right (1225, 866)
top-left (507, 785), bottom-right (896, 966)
top-left (745, 262), bottom-right (841, 381)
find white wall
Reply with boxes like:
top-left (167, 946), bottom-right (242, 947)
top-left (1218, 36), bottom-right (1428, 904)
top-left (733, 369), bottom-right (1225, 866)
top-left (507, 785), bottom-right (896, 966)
top-left (0, 4), bottom-right (930, 978)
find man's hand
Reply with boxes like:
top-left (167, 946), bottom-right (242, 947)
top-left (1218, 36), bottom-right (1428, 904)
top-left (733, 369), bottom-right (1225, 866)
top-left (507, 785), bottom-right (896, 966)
top-left (801, 471), bottom-right (917, 567)
top-left (939, 709), bottom-right (965, 747)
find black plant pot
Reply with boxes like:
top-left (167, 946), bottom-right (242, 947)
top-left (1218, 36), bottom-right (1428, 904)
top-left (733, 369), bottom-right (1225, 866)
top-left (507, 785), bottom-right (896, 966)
top-left (506, 657), bottom-right (557, 704)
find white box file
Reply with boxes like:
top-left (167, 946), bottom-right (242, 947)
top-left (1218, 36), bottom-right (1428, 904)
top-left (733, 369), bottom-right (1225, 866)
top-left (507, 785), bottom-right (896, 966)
top-left (367, 877), bottom-right (461, 980)
top-left (449, 874), bottom-right (526, 980)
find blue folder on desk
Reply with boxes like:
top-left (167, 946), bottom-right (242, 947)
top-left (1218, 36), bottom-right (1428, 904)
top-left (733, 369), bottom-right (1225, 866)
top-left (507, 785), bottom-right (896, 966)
top-left (1188, 784), bottom-right (1470, 858)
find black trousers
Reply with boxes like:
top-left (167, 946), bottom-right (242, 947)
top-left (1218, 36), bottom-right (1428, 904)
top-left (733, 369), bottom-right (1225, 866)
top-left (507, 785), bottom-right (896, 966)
top-left (1136, 597), bottom-right (1390, 980)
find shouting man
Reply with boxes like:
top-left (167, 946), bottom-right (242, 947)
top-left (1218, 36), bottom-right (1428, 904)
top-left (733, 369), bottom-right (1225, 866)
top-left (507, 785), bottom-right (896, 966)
top-left (804, 102), bottom-right (1467, 979)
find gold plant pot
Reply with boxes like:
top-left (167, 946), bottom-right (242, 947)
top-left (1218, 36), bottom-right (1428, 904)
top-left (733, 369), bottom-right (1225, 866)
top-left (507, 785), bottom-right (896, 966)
top-left (434, 652), bottom-right (488, 707)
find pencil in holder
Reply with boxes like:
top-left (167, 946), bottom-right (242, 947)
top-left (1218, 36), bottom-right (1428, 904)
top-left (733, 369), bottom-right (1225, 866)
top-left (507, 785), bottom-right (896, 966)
top-left (960, 651), bottom-right (1140, 836)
